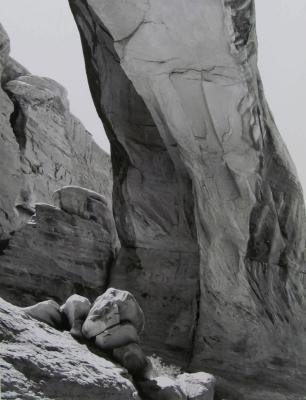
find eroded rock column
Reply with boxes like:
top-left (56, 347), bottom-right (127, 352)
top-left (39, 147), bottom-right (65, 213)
top-left (70, 1), bottom-right (306, 396)
top-left (69, 0), bottom-right (200, 365)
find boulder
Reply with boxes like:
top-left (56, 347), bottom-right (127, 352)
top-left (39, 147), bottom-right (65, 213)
top-left (69, 0), bottom-right (306, 397)
top-left (0, 297), bottom-right (139, 400)
top-left (23, 299), bottom-right (65, 329)
top-left (69, 0), bottom-right (199, 366)
top-left (82, 288), bottom-right (145, 343)
top-left (94, 322), bottom-right (140, 350)
top-left (53, 186), bottom-right (115, 239)
top-left (177, 372), bottom-right (215, 400)
top-left (60, 294), bottom-right (91, 338)
top-left (0, 24), bottom-right (22, 241)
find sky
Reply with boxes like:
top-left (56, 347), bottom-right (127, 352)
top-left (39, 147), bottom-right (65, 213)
top-left (1, 0), bottom-right (306, 192)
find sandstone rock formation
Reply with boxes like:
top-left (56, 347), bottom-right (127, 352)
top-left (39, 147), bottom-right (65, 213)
top-left (60, 294), bottom-right (92, 338)
top-left (0, 25), bottom-right (21, 242)
top-left (0, 297), bottom-right (139, 400)
top-left (0, 187), bottom-right (117, 306)
top-left (0, 23), bottom-right (112, 242)
top-left (2, 288), bottom-right (216, 400)
top-left (83, 288), bottom-right (144, 349)
top-left (69, 0), bottom-right (200, 367)
top-left (23, 299), bottom-right (66, 329)
top-left (69, 0), bottom-right (306, 398)
top-left (53, 186), bottom-right (112, 226)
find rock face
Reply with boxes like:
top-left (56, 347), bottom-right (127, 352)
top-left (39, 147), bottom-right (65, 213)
top-left (0, 186), bottom-right (116, 306)
top-left (0, 25), bottom-right (21, 242)
top-left (69, 0), bottom-right (200, 367)
top-left (0, 187), bottom-right (117, 306)
top-left (69, 0), bottom-right (306, 397)
top-left (0, 297), bottom-right (139, 400)
top-left (0, 23), bottom-right (112, 242)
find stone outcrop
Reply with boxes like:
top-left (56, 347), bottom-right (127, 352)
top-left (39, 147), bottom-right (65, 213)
top-left (20, 288), bottom-right (216, 400)
top-left (0, 23), bottom-right (112, 242)
top-left (82, 288), bottom-right (144, 341)
top-left (0, 297), bottom-right (139, 400)
top-left (0, 187), bottom-right (117, 306)
top-left (69, 0), bottom-right (306, 398)
top-left (69, 0), bottom-right (200, 367)
top-left (0, 25), bottom-right (21, 242)
top-left (2, 288), bottom-right (216, 400)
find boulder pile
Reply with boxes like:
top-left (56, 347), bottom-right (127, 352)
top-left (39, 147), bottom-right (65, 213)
top-left (23, 288), bottom-right (215, 400)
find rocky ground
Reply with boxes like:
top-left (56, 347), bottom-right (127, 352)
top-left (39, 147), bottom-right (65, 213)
top-left (0, 298), bottom-right (139, 400)
top-left (0, 292), bottom-right (216, 400)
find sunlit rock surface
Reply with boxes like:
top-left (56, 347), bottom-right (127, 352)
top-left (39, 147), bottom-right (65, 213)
top-left (0, 23), bottom-right (112, 241)
top-left (70, 0), bottom-right (306, 397)
top-left (69, 0), bottom-right (200, 366)
top-left (177, 372), bottom-right (215, 400)
top-left (0, 187), bottom-right (117, 306)
top-left (0, 297), bottom-right (139, 400)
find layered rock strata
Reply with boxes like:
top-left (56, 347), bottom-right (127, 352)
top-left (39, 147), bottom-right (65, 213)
top-left (0, 187), bottom-right (117, 306)
top-left (69, 0), bottom-right (200, 366)
top-left (0, 24), bottom-right (21, 242)
top-left (69, 0), bottom-right (306, 397)
top-left (0, 23), bottom-right (112, 242)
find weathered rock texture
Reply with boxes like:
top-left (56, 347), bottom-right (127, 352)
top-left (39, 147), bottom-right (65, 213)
top-left (70, 0), bottom-right (306, 398)
top-left (0, 23), bottom-right (112, 242)
top-left (0, 297), bottom-right (139, 400)
top-left (0, 25), bottom-right (21, 242)
top-left (0, 187), bottom-right (117, 306)
top-left (69, 0), bottom-right (200, 367)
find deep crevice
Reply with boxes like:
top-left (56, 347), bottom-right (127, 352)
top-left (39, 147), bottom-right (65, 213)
top-left (6, 91), bottom-right (27, 153)
top-left (0, 237), bottom-right (10, 255)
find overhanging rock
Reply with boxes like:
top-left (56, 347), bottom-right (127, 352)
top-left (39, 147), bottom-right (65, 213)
top-left (69, 1), bottom-right (306, 397)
